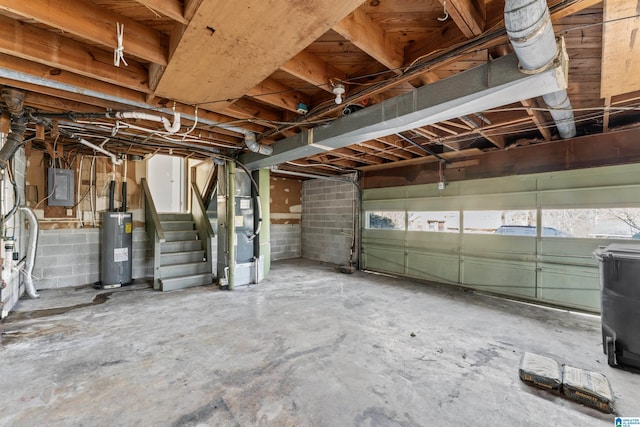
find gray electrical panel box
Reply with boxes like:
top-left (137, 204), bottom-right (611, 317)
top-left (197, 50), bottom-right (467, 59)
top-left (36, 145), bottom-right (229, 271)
top-left (47, 168), bottom-right (75, 206)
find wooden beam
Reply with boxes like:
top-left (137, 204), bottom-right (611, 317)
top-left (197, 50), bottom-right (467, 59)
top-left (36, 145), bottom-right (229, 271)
top-left (459, 116), bottom-right (505, 149)
top-left (350, 142), bottom-right (402, 162)
top-left (362, 127), bottom-right (640, 188)
top-left (223, 98), bottom-right (282, 124)
top-left (601, 0), bottom-right (640, 98)
top-left (246, 78), bottom-right (311, 114)
top-left (520, 98), bottom-right (552, 141)
top-left (358, 140), bottom-right (412, 160)
top-left (35, 124), bottom-right (46, 141)
top-left (603, 96), bottom-right (612, 132)
top-left (0, 54), bottom-right (266, 135)
top-left (413, 127), bottom-right (464, 151)
top-left (1, 111), bottom-right (10, 133)
top-left (183, 0), bottom-right (204, 21)
top-left (375, 135), bottom-right (426, 158)
top-left (430, 123), bottom-right (459, 136)
top-left (43, 141), bottom-right (56, 159)
top-left (405, 21), bottom-right (467, 67)
top-left (0, 15), bottom-right (150, 93)
top-left (156, 0), bottom-right (363, 108)
top-left (333, 8), bottom-right (404, 72)
top-left (359, 148), bottom-right (484, 172)
top-left (280, 50), bottom-right (347, 94)
top-left (551, 0), bottom-right (602, 21)
top-left (333, 147), bottom-right (385, 165)
top-left (438, 0), bottom-right (485, 38)
top-left (0, 0), bottom-right (168, 65)
top-left (132, 0), bottom-right (187, 24)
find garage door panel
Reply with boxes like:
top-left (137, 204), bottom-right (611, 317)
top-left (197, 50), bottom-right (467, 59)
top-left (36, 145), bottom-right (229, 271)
top-left (538, 264), bottom-right (600, 312)
top-left (363, 246), bottom-right (405, 274)
top-left (461, 256), bottom-right (537, 299)
top-left (407, 251), bottom-right (459, 283)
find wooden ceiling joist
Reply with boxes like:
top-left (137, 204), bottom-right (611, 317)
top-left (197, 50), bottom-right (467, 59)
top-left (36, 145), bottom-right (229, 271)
top-left (0, 0), bottom-right (169, 65)
top-left (132, 0), bottom-right (187, 24)
top-left (439, 0), bottom-right (485, 39)
top-left (154, 0), bottom-right (363, 107)
top-left (0, 15), bottom-right (150, 93)
top-left (601, 0), bottom-right (640, 99)
top-left (333, 8), bottom-right (404, 72)
top-left (280, 50), bottom-right (347, 94)
top-left (246, 78), bottom-right (311, 114)
top-left (520, 98), bottom-right (552, 141)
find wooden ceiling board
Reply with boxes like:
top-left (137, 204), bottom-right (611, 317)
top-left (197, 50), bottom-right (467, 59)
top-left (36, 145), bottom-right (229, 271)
top-left (154, 0), bottom-right (365, 108)
top-left (601, 0), bottom-right (640, 98)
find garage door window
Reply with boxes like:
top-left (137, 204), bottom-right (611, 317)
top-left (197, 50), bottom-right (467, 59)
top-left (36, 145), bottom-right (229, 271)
top-left (408, 211), bottom-right (460, 232)
top-left (365, 211), bottom-right (406, 230)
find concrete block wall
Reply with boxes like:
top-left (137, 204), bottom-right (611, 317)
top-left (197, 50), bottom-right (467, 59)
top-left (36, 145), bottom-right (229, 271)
top-left (32, 228), bottom-right (152, 290)
top-left (1, 148), bottom-right (27, 318)
top-left (271, 224), bottom-right (301, 261)
top-left (302, 178), bottom-right (357, 266)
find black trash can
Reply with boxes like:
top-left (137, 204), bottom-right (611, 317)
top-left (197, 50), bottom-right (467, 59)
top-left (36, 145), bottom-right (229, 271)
top-left (593, 244), bottom-right (640, 370)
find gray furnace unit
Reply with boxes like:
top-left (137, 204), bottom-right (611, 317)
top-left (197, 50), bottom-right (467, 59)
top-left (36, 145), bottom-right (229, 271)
top-left (101, 212), bottom-right (133, 288)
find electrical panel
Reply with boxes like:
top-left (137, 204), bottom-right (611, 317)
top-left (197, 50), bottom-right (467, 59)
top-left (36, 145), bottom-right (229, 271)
top-left (47, 168), bottom-right (75, 207)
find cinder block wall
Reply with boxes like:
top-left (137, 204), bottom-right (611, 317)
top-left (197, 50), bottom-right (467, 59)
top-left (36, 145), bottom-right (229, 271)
top-left (271, 224), bottom-right (301, 261)
top-left (1, 149), bottom-right (28, 317)
top-left (32, 228), bottom-right (152, 289)
top-left (301, 178), bottom-right (357, 266)
top-left (269, 176), bottom-right (302, 262)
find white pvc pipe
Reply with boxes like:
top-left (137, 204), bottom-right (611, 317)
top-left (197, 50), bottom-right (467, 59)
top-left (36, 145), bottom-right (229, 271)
top-left (78, 137), bottom-right (122, 165)
top-left (114, 111), bottom-right (181, 134)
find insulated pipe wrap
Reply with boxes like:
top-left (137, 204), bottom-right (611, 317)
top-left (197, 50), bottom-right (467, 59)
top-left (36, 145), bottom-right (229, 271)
top-left (504, 0), bottom-right (556, 71)
top-left (244, 132), bottom-right (273, 156)
top-left (543, 90), bottom-right (576, 138)
top-left (504, 0), bottom-right (576, 139)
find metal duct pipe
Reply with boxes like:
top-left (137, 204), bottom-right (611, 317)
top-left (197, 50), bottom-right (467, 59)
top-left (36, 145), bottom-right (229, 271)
top-left (1, 88), bottom-right (25, 115)
top-left (505, 0), bottom-right (576, 138)
top-left (18, 206), bottom-right (40, 299)
top-left (0, 89), bottom-right (27, 166)
top-left (244, 132), bottom-right (273, 156)
top-left (0, 114), bottom-right (27, 165)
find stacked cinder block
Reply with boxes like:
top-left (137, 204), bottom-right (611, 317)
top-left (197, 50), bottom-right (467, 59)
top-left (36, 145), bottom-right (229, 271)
top-left (32, 228), bottom-right (152, 289)
top-left (302, 179), bottom-right (357, 266)
top-left (271, 224), bottom-right (301, 261)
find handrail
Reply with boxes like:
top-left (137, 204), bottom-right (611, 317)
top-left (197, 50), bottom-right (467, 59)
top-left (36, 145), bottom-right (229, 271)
top-left (191, 180), bottom-right (214, 277)
top-left (141, 178), bottom-right (165, 243)
top-left (191, 180), bottom-right (215, 238)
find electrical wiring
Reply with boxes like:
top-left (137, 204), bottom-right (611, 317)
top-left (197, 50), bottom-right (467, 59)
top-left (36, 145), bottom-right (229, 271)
top-left (34, 134), bottom-right (60, 209)
top-left (285, 161), bottom-right (355, 172)
top-left (202, 9), bottom-right (640, 139)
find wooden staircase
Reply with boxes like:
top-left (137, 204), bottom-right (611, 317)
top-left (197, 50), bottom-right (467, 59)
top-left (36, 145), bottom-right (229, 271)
top-left (156, 212), bottom-right (212, 291)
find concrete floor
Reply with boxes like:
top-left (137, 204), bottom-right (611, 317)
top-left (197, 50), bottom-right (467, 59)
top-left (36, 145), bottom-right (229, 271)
top-left (1, 259), bottom-right (639, 426)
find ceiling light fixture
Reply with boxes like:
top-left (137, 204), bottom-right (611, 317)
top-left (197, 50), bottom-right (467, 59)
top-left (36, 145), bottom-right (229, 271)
top-left (332, 83), bottom-right (345, 104)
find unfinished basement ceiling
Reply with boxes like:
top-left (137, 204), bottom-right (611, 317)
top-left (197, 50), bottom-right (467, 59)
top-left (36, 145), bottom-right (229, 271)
top-left (0, 0), bottom-right (638, 175)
